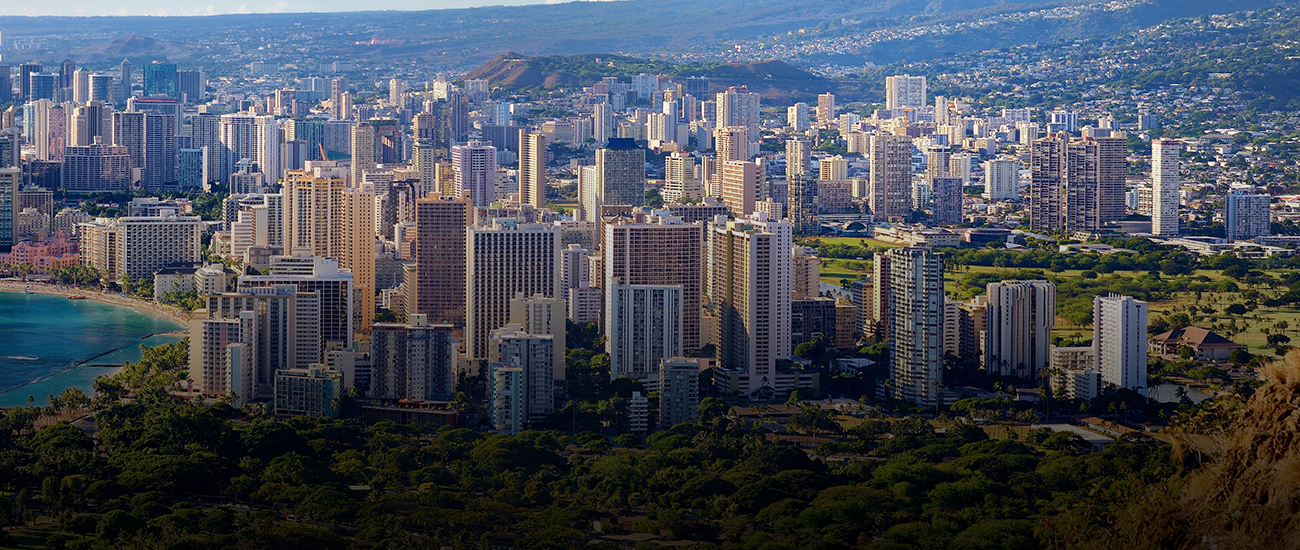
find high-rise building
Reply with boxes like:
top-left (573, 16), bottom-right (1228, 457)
top-left (176, 70), bottom-right (205, 103)
top-left (350, 122), bottom-right (375, 186)
top-left (706, 214), bottom-right (793, 396)
top-left (273, 365), bottom-right (343, 418)
top-left (595, 138), bottom-right (646, 209)
top-left (19, 63), bottom-right (44, 100)
top-left (489, 327), bottom-right (554, 433)
top-left (603, 211), bottom-right (703, 349)
top-left (283, 162), bottom-right (375, 332)
top-left (887, 247), bottom-right (945, 407)
top-left (189, 311), bottom-right (257, 403)
top-left (983, 158), bottom-right (1019, 201)
top-left (785, 139), bottom-right (811, 181)
top-left (239, 254), bottom-right (354, 355)
top-left (465, 220), bottom-right (562, 361)
top-left (713, 126), bottom-right (748, 162)
top-left (81, 215), bottom-right (204, 280)
top-left (658, 357), bottom-right (699, 427)
top-left (219, 114), bottom-right (281, 186)
top-left (593, 102), bottom-right (613, 145)
top-left (816, 93), bottom-right (836, 124)
top-left (787, 173), bottom-right (817, 235)
top-left (662, 152), bottom-right (702, 203)
top-left (885, 75), bottom-right (926, 110)
top-left (141, 113), bottom-right (176, 190)
top-left (371, 314), bottom-right (457, 402)
top-left (714, 87), bottom-right (760, 130)
top-left (561, 244), bottom-right (589, 300)
top-left (73, 68), bottom-right (91, 104)
top-left (1151, 139), bottom-right (1181, 236)
top-left (720, 160), bottom-right (760, 217)
top-left (819, 155), bottom-right (848, 181)
top-left (1093, 294), bottom-right (1148, 391)
top-left (1030, 133), bottom-right (1127, 232)
top-left (62, 138), bottom-right (131, 193)
top-left (792, 245), bottom-right (820, 300)
top-left (518, 130), bottom-right (546, 208)
top-left (1225, 190), bottom-right (1271, 241)
top-left (0, 65), bottom-right (11, 104)
top-left (199, 284), bottom-right (321, 395)
top-left (1029, 133), bottom-right (1065, 231)
top-left (984, 280), bottom-right (1056, 378)
top-left (452, 141), bottom-right (498, 207)
top-left (787, 102), bottom-right (810, 132)
top-left (931, 176), bottom-right (963, 225)
top-left (607, 281), bottom-right (684, 381)
top-left (142, 62), bottom-right (177, 98)
top-left (868, 134), bottom-right (914, 221)
top-left (0, 169), bottom-right (17, 249)
top-left (413, 197), bottom-right (472, 328)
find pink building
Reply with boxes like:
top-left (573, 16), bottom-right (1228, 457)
top-left (1, 232), bottom-right (80, 273)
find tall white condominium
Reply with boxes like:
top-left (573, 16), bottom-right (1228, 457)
top-left (371, 314), bottom-right (457, 402)
top-left (1093, 294), bottom-right (1148, 390)
top-left (983, 158), bottom-right (1020, 200)
top-left (706, 213), bottom-right (793, 396)
top-left (869, 134), bottom-right (914, 221)
top-left (1224, 190), bottom-right (1271, 242)
top-left (283, 161), bottom-right (376, 332)
top-left (452, 141), bottom-right (499, 207)
top-left (662, 152), bottom-right (702, 203)
top-left (489, 326), bottom-right (555, 433)
top-left (560, 244), bottom-right (589, 300)
top-left (506, 293), bottom-right (567, 383)
top-left (199, 285), bottom-right (322, 398)
top-left (1151, 139), bottom-right (1181, 236)
top-left (189, 311), bottom-right (257, 405)
top-left (607, 282), bottom-right (684, 381)
top-left (518, 130), bottom-right (547, 208)
top-left (604, 211), bottom-right (704, 350)
top-left (658, 357), bottom-right (700, 427)
top-left (465, 220), bottom-right (562, 361)
top-left (887, 247), bottom-right (945, 407)
top-left (714, 126), bottom-right (748, 162)
top-left (885, 75), bottom-right (926, 110)
top-left (984, 280), bottom-right (1056, 378)
top-left (785, 139), bottom-right (811, 181)
top-left (816, 93), bottom-right (836, 124)
top-left (238, 254), bottom-right (354, 357)
top-left (787, 102), bottom-right (810, 132)
top-left (714, 87), bottom-right (761, 130)
top-left (218, 114), bottom-right (280, 186)
top-left (791, 245), bottom-right (820, 300)
top-left (592, 102), bottom-right (612, 145)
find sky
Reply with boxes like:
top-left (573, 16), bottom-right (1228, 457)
top-left (0, 0), bottom-right (564, 17)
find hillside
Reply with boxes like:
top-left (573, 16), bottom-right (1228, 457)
top-left (461, 52), bottom-right (843, 101)
top-left (68, 33), bottom-right (208, 64)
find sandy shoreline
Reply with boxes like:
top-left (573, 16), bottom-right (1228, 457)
top-left (0, 280), bottom-right (191, 328)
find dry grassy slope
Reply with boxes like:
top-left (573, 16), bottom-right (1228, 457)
top-left (1119, 353), bottom-right (1300, 548)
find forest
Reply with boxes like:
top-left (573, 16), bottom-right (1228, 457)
top-left (0, 336), bottom-right (1271, 550)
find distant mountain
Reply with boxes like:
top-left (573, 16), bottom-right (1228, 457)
top-left (68, 33), bottom-right (208, 64)
top-left (461, 52), bottom-right (845, 101)
top-left (0, 0), bottom-right (1281, 72)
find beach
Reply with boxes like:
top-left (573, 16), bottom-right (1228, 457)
top-left (0, 288), bottom-right (186, 407)
top-left (0, 280), bottom-right (192, 327)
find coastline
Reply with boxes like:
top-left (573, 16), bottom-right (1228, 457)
top-left (0, 280), bottom-right (191, 328)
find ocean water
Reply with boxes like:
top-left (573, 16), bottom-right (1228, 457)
top-left (0, 292), bottom-right (183, 407)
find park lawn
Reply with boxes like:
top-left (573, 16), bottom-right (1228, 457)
top-left (4, 524), bottom-right (64, 550)
top-left (547, 202), bottom-right (578, 215)
top-left (802, 237), bottom-right (900, 249)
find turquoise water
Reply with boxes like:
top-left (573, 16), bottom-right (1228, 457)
top-left (0, 292), bottom-right (183, 407)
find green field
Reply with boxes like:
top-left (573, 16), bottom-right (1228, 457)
top-left (801, 237), bottom-right (901, 249)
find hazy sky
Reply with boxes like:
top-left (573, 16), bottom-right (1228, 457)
top-left (0, 0), bottom-right (561, 17)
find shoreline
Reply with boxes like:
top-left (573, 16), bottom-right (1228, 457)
top-left (0, 280), bottom-right (191, 328)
